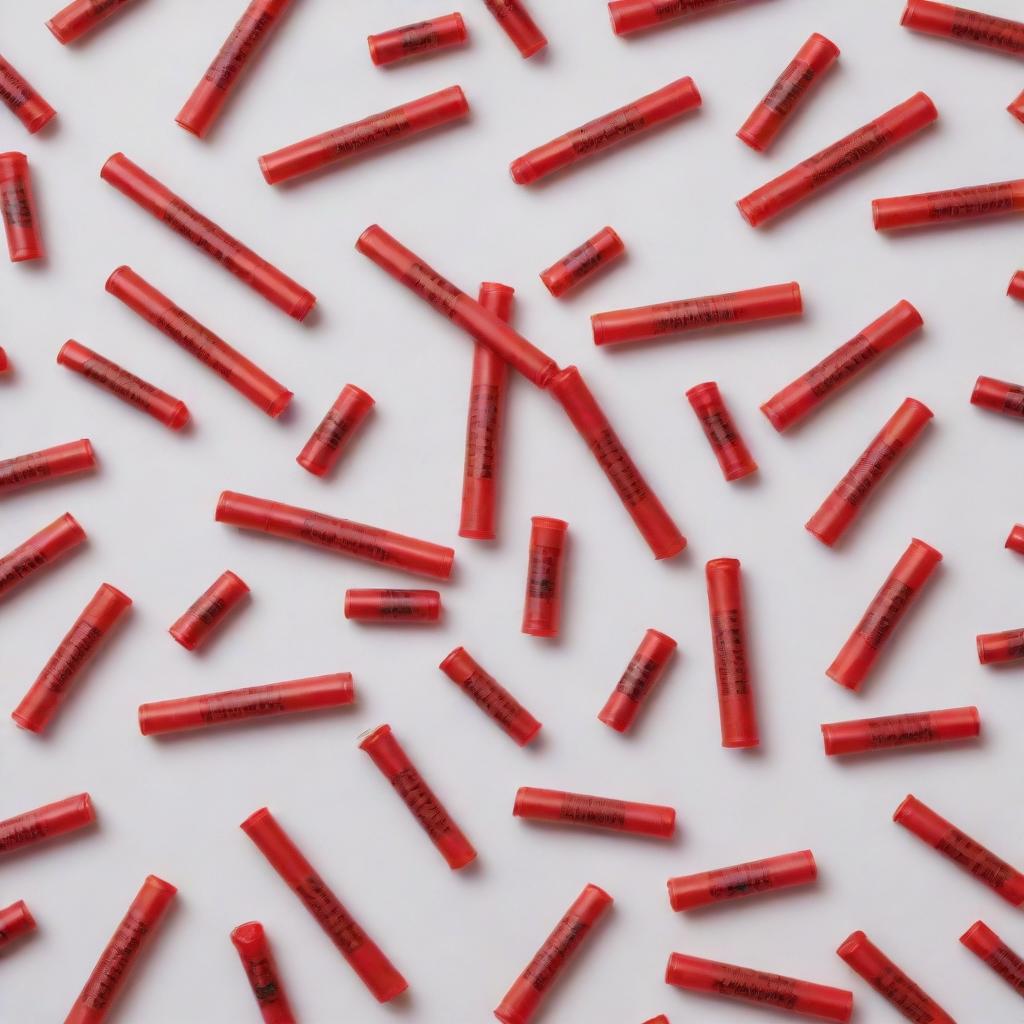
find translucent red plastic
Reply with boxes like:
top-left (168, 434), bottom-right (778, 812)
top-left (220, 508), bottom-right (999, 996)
top-left (761, 301), bottom-right (923, 432)
top-left (1011, 90), bottom-right (1024, 124)
top-left (359, 723), bottom-right (477, 869)
top-left (169, 570), bottom-right (249, 651)
top-left (961, 921), bottom-right (1024, 997)
top-left (822, 706), bottom-right (979, 756)
top-left (106, 266), bottom-right (293, 417)
top-left (101, 155), bottom-right (315, 320)
top-left (738, 34), bottom-right (840, 152)
top-left (540, 227), bottom-right (625, 298)
top-left (494, 884), bottom-right (612, 1024)
top-left (260, 86), bottom-right (470, 185)
top-left (522, 516), bottom-right (567, 637)
top-left (806, 398), bottom-right (933, 547)
top-left (738, 93), bottom-right (938, 227)
top-left (510, 76), bottom-right (701, 185)
top-left (1007, 523), bottom-right (1024, 553)
top-left (668, 850), bottom-right (817, 911)
top-left (977, 627), bottom-right (1024, 664)
top-left (0, 900), bottom-right (36, 950)
top-left (642, 1018), bottom-right (669, 1024)
top-left (0, 348), bottom-right (7, 373)
top-left (296, 384), bottom-right (374, 477)
top-left (346, 590), bottom-right (441, 623)
top-left (874, 179), bottom-right (1024, 230)
top-left (483, 0), bottom-right (547, 58)
top-left (609, 0), bottom-right (752, 36)
top-left (0, 439), bottom-right (95, 495)
top-left (0, 793), bottom-right (94, 857)
top-left (513, 787), bottom-right (676, 838)
top-left (901, 0), bottom-right (1024, 56)
top-left (1009, 271), bottom-right (1024, 300)
top-left (13, 583), bottom-right (131, 733)
top-left (686, 381), bottom-right (758, 481)
top-left (438, 646), bottom-right (542, 745)
top-left (368, 13), bottom-right (467, 65)
top-left (58, 340), bottom-right (189, 430)
top-left (0, 513), bottom-right (86, 602)
top-left (230, 921), bottom-right (296, 1024)
top-left (0, 55), bottom-right (56, 133)
top-left (972, 374), bottom-right (1024, 419)
top-left (598, 628), bottom-right (677, 733)
top-left (549, 366), bottom-right (686, 559)
top-left (46, 0), bottom-right (137, 44)
top-left (0, 152), bottom-right (44, 262)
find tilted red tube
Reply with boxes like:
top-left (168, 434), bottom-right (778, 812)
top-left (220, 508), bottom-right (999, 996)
top-left (0, 793), bottom-right (95, 857)
top-left (961, 921), bottom-right (1024, 998)
top-left (0, 900), bottom-right (36, 951)
top-left (901, 0), bottom-right (1024, 57)
top-left (598, 628), bottom-right (677, 733)
top-left (297, 384), bottom-right (374, 478)
top-left (483, 0), bottom-right (547, 58)
top-left (540, 227), bottom-right (625, 298)
top-left (168, 570), bottom-right (249, 650)
top-left (686, 382), bottom-right (758, 481)
top-left (0, 439), bottom-right (95, 495)
top-left (230, 921), bottom-right (297, 1024)
top-left (0, 513), bottom-right (86, 602)
top-left (46, 0), bottom-right (138, 44)
top-left (0, 55), bottom-right (56, 133)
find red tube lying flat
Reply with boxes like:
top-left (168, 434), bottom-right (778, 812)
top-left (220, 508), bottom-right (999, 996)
top-left (0, 514), bottom-right (86, 602)
top-left (0, 900), bottom-right (36, 951)
top-left (874, 179), bottom-right (1024, 230)
top-left (0, 55), bottom-right (56, 133)
top-left (1010, 91), bottom-right (1024, 123)
top-left (822, 706), bottom-right (979, 756)
top-left (46, 0), bottom-right (138, 44)
top-left (978, 627), bottom-right (1024, 664)
top-left (610, 0), bottom-right (755, 36)
top-left (368, 13), bottom-right (468, 66)
top-left (169, 570), bottom-right (249, 651)
top-left (901, 0), bottom-right (1024, 57)
top-left (483, 0), bottom-right (547, 58)
top-left (668, 850), bottom-right (817, 911)
top-left (296, 384), bottom-right (374, 477)
top-left (686, 382), bottom-right (758, 481)
top-left (230, 921), bottom-right (297, 1024)
top-left (961, 921), bottom-right (1024, 998)
top-left (514, 786), bottom-right (675, 838)
top-left (346, 590), bottom-right (441, 623)
top-left (972, 374), bottom-right (1024, 419)
top-left (598, 628), bottom-right (677, 733)
top-left (0, 152), bottom-right (44, 262)
top-left (1006, 524), bottom-right (1024, 552)
top-left (0, 793), bottom-right (95, 857)
top-left (521, 516), bottom-right (567, 638)
top-left (540, 227), bottom-right (625, 298)
top-left (0, 439), bottom-right (95, 496)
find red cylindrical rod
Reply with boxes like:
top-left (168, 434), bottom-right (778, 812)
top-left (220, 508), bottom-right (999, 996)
top-left (686, 382), bottom-right (758, 481)
top-left (978, 628), bottom-right (1024, 664)
top-left (961, 921), bottom-right (1024, 997)
top-left (175, 0), bottom-right (295, 138)
top-left (761, 300), bottom-right (923, 432)
top-left (296, 384), bottom-right (374, 477)
top-left (514, 787), bottom-right (676, 838)
top-left (548, 365), bottom-right (687, 559)
top-left (598, 628), bottom-right (677, 733)
top-left (874, 179), bottom-right (1024, 230)
top-left (1009, 271), bottom-right (1024, 300)
top-left (521, 516), bottom-right (568, 638)
top-left (827, 538), bottom-right (942, 691)
top-left (706, 558), bottom-right (759, 749)
top-left (346, 590), bottom-right (441, 623)
top-left (609, 0), bottom-right (752, 36)
top-left (0, 55), bottom-right (56, 133)
top-left (494, 884), bottom-right (612, 1024)
top-left (1010, 90), bottom-right (1024, 123)
top-left (139, 673), bottom-right (354, 736)
top-left (13, 583), bottom-right (132, 733)
top-left (460, 282), bottom-right (512, 540)
top-left (0, 152), bottom-right (44, 262)
top-left (0, 513), bottom-right (86, 602)
top-left (668, 850), bottom-right (816, 912)
top-left (972, 374), bottom-right (1024, 418)
top-left (822, 706), bottom-right (980, 756)
top-left (0, 793), bottom-right (95, 857)
top-left (58, 340), bottom-right (190, 430)
top-left (806, 398), bottom-right (933, 547)
top-left (64, 875), bottom-right (177, 1024)
top-left (0, 900), bottom-right (36, 951)
top-left (46, 0), bottom-right (138, 44)
top-left (359, 724), bottom-right (477, 869)
top-left (1006, 524), bottom-right (1024, 553)
top-left (101, 154), bottom-right (315, 320)
top-left (540, 227), bottom-right (625, 298)
top-left (168, 570), bottom-right (249, 651)
top-left (438, 647), bottom-right (542, 746)
top-left (483, 0), bottom-right (547, 58)
top-left (837, 931), bottom-right (956, 1024)
top-left (230, 921), bottom-right (297, 1024)
top-left (368, 13), bottom-right (468, 66)
top-left (0, 348), bottom-right (7, 372)
top-left (665, 952), bottom-right (854, 1023)
top-left (738, 33), bottom-right (840, 152)
top-left (0, 439), bottom-right (95, 495)
top-left (902, 0), bottom-right (1024, 56)
top-left (738, 92), bottom-right (938, 227)
top-left (510, 76), bottom-right (701, 185)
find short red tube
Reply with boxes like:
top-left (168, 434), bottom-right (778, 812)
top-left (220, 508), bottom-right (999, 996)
top-left (609, 0), bottom-right (752, 36)
top-left (874, 179), bottom-right (1024, 230)
top-left (0, 793), bottom-right (95, 857)
top-left (0, 55), bottom-right (56, 133)
top-left (439, 646), bottom-right (542, 745)
top-left (101, 155), bottom-right (315, 320)
top-left (13, 583), bottom-right (132, 733)
top-left (1010, 90), bottom-right (1024, 123)
top-left (513, 787), bottom-right (675, 838)
top-left (686, 381), bottom-right (758, 481)
top-left (0, 439), bottom-right (95, 495)
top-left (738, 92), bottom-right (938, 228)
top-left (483, 0), bottom-right (547, 58)
top-left (902, 0), bottom-right (1024, 56)
top-left (977, 628), bottom-right (1024, 664)
top-left (58, 340), bottom-right (189, 430)
top-left (296, 384), bottom-right (374, 477)
top-left (961, 921), bottom-right (1024, 997)
top-left (598, 628), bottom-right (677, 733)
top-left (510, 76), bottom-right (701, 185)
top-left (806, 398), bottom-right (933, 547)
top-left (1007, 524), bottom-right (1024, 552)
top-left (46, 0), bottom-right (138, 44)
top-left (230, 921), bottom-right (296, 1024)
top-left (668, 850), bottom-right (817, 911)
top-left (106, 266), bottom-right (293, 417)
top-left (0, 900), bottom-right (36, 951)
top-left (494, 884), bottom-right (612, 1024)
top-left (0, 152), bottom-right (44, 262)
top-left (368, 14), bottom-right (468, 66)
top-left (540, 227), bottom-right (625, 298)
top-left (738, 33), bottom-right (840, 152)
top-left (521, 516), bottom-right (568, 638)
top-left (1009, 271), bottom-right (1024, 300)
top-left (346, 590), bottom-right (441, 623)
top-left (972, 374), bottom-right (1024, 418)
top-left (822, 706), bottom-right (980, 756)
top-left (0, 513), bottom-right (86, 602)
top-left (0, 348), bottom-right (7, 372)
top-left (169, 570), bottom-right (249, 651)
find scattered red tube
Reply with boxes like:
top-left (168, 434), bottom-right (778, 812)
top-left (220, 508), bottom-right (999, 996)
top-left (175, 0), bottom-right (295, 138)
top-left (598, 628), bottom-right (677, 733)
top-left (609, 0), bottom-right (754, 36)
top-left (296, 384), bottom-right (374, 477)
top-left (169, 570), bottom-right (249, 651)
top-left (686, 382), bottom-right (758, 481)
top-left (668, 850), bottom-right (816, 912)
top-left (0, 439), bottom-right (96, 496)
top-left (901, 0), bottom-right (1024, 57)
top-left (0, 513), bottom-right (86, 602)
top-left (549, 366), bottom-right (687, 559)
top-left (806, 398), bottom-right (933, 547)
top-left (0, 348), bottom-right (7, 372)
top-left (514, 786), bottom-right (676, 838)
top-left (822, 706), bottom-right (980, 756)
top-left (1009, 271), bottom-right (1024, 300)
top-left (359, 723), bottom-right (477, 869)
top-left (0, 55), bottom-right (56, 133)
top-left (961, 921), bottom-right (1024, 998)
top-left (738, 92), bottom-right (938, 227)
top-left (230, 921), bottom-right (297, 1024)
top-left (368, 13), bottom-right (468, 66)
top-left (977, 627), bottom-right (1024, 664)
top-left (972, 374), bottom-right (1024, 419)
top-left (494, 884), bottom-right (612, 1024)
top-left (58, 340), bottom-right (190, 430)
top-left (46, 0), bottom-right (138, 44)
top-left (438, 646), bottom-right (542, 745)
top-left (642, 1018), bottom-right (669, 1024)
top-left (483, 0), bottom-right (547, 58)
top-left (738, 33), bottom-right (840, 152)
top-left (0, 900), bottom-right (36, 951)
top-left (12, 583), bottom-right (132, 734)
top-left (0, 793), bottom-right (95, 857)
top-left (101, 154), bottom-right (315, 320)
top-left (521, 516), bottom-right (568, 638)
top-left (874, 178), bottom-right (1024, 230)
top-left (761, 300), bottom-right (923, 432)
top-left (1010, 90), bottom-right (1024, 123)
top-left (64, 875), bottom-right (177, 1024)
top-left (0, 152), bottom-right (44, 262)
top-left (540, 227), bottom-right (625, 298)
top-left (1007, 524), bottom-right (1024, 553)
top-left (346, 589), bottom-right (441, 623)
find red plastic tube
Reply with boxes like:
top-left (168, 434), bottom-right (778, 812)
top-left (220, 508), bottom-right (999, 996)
top-left (738, 34), bottom-right (840, 152)
top-left (668, 850), bottom-right (817, 911)
top-left (706, 558), bottom-right (759, 749)
top-left (368, 13), bottom-right (468, 66)
top-left (346, 589), bottom-right (441, 623)
top-left (260, 86), bottom-right (470, 185)
top-left (806, 398), bottom-right (933, 547)
top-left (510, 76), bottom-right (701, 185)
top-left (593, 282), bottom-right (802, 347)
top-left (514, 787), bottom-right (675, 838)
top-left (460, 283), bottom-right (512, 540)
top-left (610, 0), bottom-right (753, 36)
top-left (902, 0), bottom-right (1024, 56)
top-left (483, 0), bottom-right (547, 58)
top-left (0, 439), bottom-right (95, 495)
top-left (357, 226), bottom-right (557, 387)
top-left (0, 900), bottom-right (36, 951)
top-left (13, 583), bottom-right (132, 733)
top-left (0, 513), bottom-right (86, 602)
top-left (1007, 524), bottom-right (1024, 552)
top-left (761, 300), bottom-right (923, 432)
top-left (46, 0), bottom-right (138, 44)
top-left (665, 952), bottom-right (854, 1022)
top-left (598, 628), bottom-right (677, 733)
top-left (216, 491), bottom-right (454, 580)
top-left (738, 93), bottom-right (938, 227)
top-left (977, 628), bottom-right (1024, 664)
top-left (0, 55), bottom-right (56, 133)
top-left (169, 570), bottom-right (249, 651)
top-left (961, 921), bottom-right (1024, 997)
top-left (549, 366), bottom-right (686, 559)
top-left (106, 266), bottom-right (293, 417)
top-left (230, 921), bottom-right (296, 1024)
top-left (0, 793), bottom-right (95, 857)
top-left (894, 794), bottom-right (1024, 905)
top-left (686, 382), bottom-right (758, 481)
top-left (972, 374), bottom-right (1024, 418)
top-left (522, 516), bottom-right (568, 637)
top-left (826, 538), bottom-right (942, 691)
top-left (58, 340), bottom-right (189, 430)
top-left (439, 647), bottom-right (542, 745)
top-left (65, 875), bottom-right (177, 1024)
top-left (0, 348), bottom-right (7, 372)
top-left (837, 931), bottom-right (954, 1024)
top-left (101, 155), bottom-right (315, 320)
top-left (1010, 271), bottom-right (1024, 300)
top-left (540, 227), bottom-right (625, 298)
top-left (139, 673), bottom-right (353, 736)
top-left (875, 179), bottom-right (1024, 230)
top-left (494, 884), bottom-right (612, 1024)
top-left (822, 706), bottom-right (980, 756)
top-left (1011, 90), bottom-right (1024, 123)
top-left (176, 0), bottom-right (295, 138)
top-left (297, 384), bottom-right (374, 477)
top-left (0, 152), bottom-right (44, 262)
top-left (643, 1018), bottom-right (669, 1024)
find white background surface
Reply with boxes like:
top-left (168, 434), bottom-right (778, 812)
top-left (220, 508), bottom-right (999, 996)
top-left (2, 0), bottom-right (1024, 1021)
